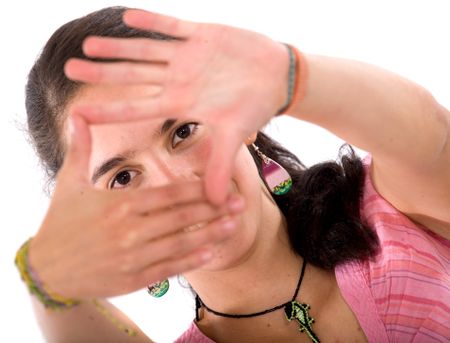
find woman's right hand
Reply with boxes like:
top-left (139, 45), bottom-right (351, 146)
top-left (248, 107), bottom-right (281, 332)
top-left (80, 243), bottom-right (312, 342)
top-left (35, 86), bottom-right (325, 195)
top-left (28, 114), bottom-right (243, 300)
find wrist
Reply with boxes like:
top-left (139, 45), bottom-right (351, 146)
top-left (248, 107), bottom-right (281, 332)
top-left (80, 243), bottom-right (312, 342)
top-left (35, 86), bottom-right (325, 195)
top-left (15, 237), bottom-right (81, 310)
top-left (18, 240), bottom-right (139, 337)
top-left (270, 42), bottom-right (291, 117)
top-left (275, 43), bottom-right (295, 115)
top-left (276, 44), bottom-right (309, 116)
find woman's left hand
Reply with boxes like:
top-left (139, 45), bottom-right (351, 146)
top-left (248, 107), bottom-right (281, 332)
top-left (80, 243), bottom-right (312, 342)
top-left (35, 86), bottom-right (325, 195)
top-left (65, 8), bottom-right (290, 205)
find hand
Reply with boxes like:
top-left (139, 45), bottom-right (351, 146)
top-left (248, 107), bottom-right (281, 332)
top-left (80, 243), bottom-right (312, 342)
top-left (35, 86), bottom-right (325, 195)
top-left (28, 114), bottom-right (243, 299)
top-left (64, 9), bottom-right (290, 204)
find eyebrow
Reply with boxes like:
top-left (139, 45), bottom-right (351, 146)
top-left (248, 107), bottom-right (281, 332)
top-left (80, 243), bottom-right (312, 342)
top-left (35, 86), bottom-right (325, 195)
top-left (160, 118), bottom-right (177, 136)
top-left (91, 156), bottom-right (128, 184)
top-left (90, 118), bottom-right (178, 184)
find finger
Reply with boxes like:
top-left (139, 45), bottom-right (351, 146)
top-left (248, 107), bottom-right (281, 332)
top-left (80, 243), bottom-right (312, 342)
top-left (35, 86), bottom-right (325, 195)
top-left (122, 215), bottom-right (237, 273)
top-left (59, 113), bottom-right (92, 186)
top-left (123, 9), bottom-right (196, 38)
top-left (205, 127), bottom-right (243, 205)
top-left (64, 58), bottom-right (166, 85)
top-left (72, 97), bottom-right (169, 124)
top-left (127, 180), bottom-right (207, 213)
top-left (127, 200), bottom-right (238, 244)
top-left (134, 247), bottom-right (212, 289)
top-left (83, 36), bottom-right (176, 62)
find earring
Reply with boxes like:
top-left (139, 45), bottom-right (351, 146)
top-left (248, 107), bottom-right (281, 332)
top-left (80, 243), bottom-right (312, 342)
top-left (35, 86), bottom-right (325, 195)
top-left (252, 144), bottom-right (292, 195)
top-left (147, 279), bottom-right (170, 298)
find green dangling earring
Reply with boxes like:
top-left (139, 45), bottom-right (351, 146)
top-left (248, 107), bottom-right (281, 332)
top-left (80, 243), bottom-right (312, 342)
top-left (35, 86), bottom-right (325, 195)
top-left (252, 144), bottom-right (292, 195)
top-left (147, 279), bottom-right (170, 298)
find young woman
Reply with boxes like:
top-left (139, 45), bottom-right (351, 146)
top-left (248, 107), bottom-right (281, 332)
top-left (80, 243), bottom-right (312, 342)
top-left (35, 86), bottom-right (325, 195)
top-left (17, 6), bottom-right (449, 343)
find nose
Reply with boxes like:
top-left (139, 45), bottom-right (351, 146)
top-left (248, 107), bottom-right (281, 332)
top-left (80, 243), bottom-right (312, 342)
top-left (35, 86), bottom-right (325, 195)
top-left (145, 155), bottom-right (203, 188)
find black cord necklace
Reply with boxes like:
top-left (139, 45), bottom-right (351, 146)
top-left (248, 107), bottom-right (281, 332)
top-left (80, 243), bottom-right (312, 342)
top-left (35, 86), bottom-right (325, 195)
top-left (195, 260), bottom-right (320, 343)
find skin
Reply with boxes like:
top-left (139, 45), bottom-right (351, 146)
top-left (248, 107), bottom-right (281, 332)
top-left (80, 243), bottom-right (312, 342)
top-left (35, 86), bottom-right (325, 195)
top-left (67, 85), bottom-right (368, 342)
top-left (74, 83), bottom-right (268, 274)
top-left (29, 85), bottom-right (245, 300)
top-left (28, 7), bottom-right (449, 343)
top-left (31, 83), bottom-right (368, 342)
top-left (66, 9), bottom-right (449, 236)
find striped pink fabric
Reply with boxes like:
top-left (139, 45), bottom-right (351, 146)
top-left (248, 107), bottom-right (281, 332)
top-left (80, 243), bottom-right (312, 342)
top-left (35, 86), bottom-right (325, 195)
top-left (336, 156), bottom-right (450, 342)
top-left (175, 156), bottom-right (450, 342)
top-left (174, 325), bottom-right (214, 343)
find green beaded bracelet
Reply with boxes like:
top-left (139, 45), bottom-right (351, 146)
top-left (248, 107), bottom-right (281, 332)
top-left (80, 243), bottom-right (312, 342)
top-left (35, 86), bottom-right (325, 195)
top-left (15, 238), bottom-right (138, 337)
top-left (15, 238), bottom-right (81, 310)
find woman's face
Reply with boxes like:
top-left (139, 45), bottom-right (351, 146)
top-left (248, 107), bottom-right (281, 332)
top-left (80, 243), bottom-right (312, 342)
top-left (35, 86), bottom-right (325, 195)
top-left (63, 84), bottom-right (275, 271)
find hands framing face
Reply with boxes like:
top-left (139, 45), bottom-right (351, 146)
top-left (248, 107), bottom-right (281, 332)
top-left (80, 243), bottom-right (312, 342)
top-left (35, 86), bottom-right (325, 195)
top-left (37, 8), bottom-right (290, 298)
top-left (29, 114), bottom-right (245, 299)
top-left (65, 8), bottom-right (290, 204)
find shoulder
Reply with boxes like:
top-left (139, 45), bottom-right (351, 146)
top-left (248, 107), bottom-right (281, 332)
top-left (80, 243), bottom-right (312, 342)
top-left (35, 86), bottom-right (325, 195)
top-left (335, 155), bottom-right (450, 342)
top-left (360, 154), bottom-right (450, 265)
top-left (369, 152), bottom-right (450, 240)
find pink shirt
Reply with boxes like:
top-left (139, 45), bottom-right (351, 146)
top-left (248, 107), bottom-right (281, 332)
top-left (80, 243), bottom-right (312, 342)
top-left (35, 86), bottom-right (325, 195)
top-left (175, 157), bottom-right (450, 342)
top-left (335, 157), bottom-right (450, 342)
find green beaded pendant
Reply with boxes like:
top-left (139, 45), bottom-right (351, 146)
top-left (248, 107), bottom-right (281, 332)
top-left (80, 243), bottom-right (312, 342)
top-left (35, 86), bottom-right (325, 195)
top-left (285, 300), bottom-right (320, 343)
top-left (147, 279), bottom-right (170, 298)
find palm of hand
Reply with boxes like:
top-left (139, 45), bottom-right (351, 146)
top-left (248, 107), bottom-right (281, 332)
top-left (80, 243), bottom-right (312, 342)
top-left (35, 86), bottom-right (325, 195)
top-left (65, 9), bottom-right (289, 203)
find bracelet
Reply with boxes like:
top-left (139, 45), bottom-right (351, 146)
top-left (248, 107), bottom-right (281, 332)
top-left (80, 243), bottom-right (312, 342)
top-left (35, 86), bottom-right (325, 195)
top-left (15, 238), bottom-right (138, 337)
top-left (92, 299), bottom-right (138, 337)
top-left (276, 44), bottom-right (308, 115)
top-left (15, 237), bottom-right (81, 310)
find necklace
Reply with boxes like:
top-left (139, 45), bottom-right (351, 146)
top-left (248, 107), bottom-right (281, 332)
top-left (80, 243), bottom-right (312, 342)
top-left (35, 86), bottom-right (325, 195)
top-left (195, 259), bottom-right (320, 343)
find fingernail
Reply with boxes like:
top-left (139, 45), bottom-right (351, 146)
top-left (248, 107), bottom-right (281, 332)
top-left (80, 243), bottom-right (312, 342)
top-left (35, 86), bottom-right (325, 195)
top-left (78, 105), bottom-right (99, 116)
top-left (66, 116), bottom-right (76, 147)
top-left (228, 195), bottom-right (245, 213)
top-left (68, 116), bottom-right (76, 137)
top-left (200, 250), bottom-right (213, 262)
top-left (221, 218), bottom-right (236, 232)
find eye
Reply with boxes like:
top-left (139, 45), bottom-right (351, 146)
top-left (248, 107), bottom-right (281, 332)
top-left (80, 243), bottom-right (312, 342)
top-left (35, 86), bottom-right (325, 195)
top-left (171, 122), bottom-right (198, 148)
top-left (109, 170), bottom-right (139, 189)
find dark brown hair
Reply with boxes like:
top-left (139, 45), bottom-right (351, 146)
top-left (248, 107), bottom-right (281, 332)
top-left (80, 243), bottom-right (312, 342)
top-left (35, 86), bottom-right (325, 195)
top-left (26, 6), bottom-right (173, 182)
top-left (26, 6), bottom-right (378, 269)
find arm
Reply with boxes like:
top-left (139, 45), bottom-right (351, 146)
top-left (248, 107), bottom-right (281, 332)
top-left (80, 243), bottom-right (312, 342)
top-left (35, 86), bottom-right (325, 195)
top-left (289, 54), bottom-right (450, 237)
top-left (62, 9), bottom-right (450, 228)
top-left (22, 113), bottom-right (240, 340)
top-left (31, 297), bottom-right (153, 343)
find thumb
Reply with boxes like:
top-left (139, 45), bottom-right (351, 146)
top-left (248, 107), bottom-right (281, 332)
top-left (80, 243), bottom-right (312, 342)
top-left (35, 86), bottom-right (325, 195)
top-left (204, 128), bottom-right (242, 205)
top-left (58, 113), bottom-right (92, 186)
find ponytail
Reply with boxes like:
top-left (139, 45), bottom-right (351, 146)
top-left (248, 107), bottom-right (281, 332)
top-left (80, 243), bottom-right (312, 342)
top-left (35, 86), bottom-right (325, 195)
top-left (250, 132), bottom-right (379, 269)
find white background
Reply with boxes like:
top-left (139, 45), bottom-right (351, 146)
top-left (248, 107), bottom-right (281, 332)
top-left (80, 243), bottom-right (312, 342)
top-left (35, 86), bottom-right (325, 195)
top-left (1, 1), bottom-right (449, 342)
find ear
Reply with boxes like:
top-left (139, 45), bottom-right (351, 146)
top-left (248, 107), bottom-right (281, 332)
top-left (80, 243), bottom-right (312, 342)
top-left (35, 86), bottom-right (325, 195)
top-left (245, 132), bottom-right (258, 146)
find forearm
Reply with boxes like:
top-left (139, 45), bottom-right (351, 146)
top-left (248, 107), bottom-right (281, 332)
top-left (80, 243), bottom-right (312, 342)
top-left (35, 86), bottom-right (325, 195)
top-left (290, 53), bottom-right (449, 170)
top-left (31, 297), bottom-right (153, 343)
